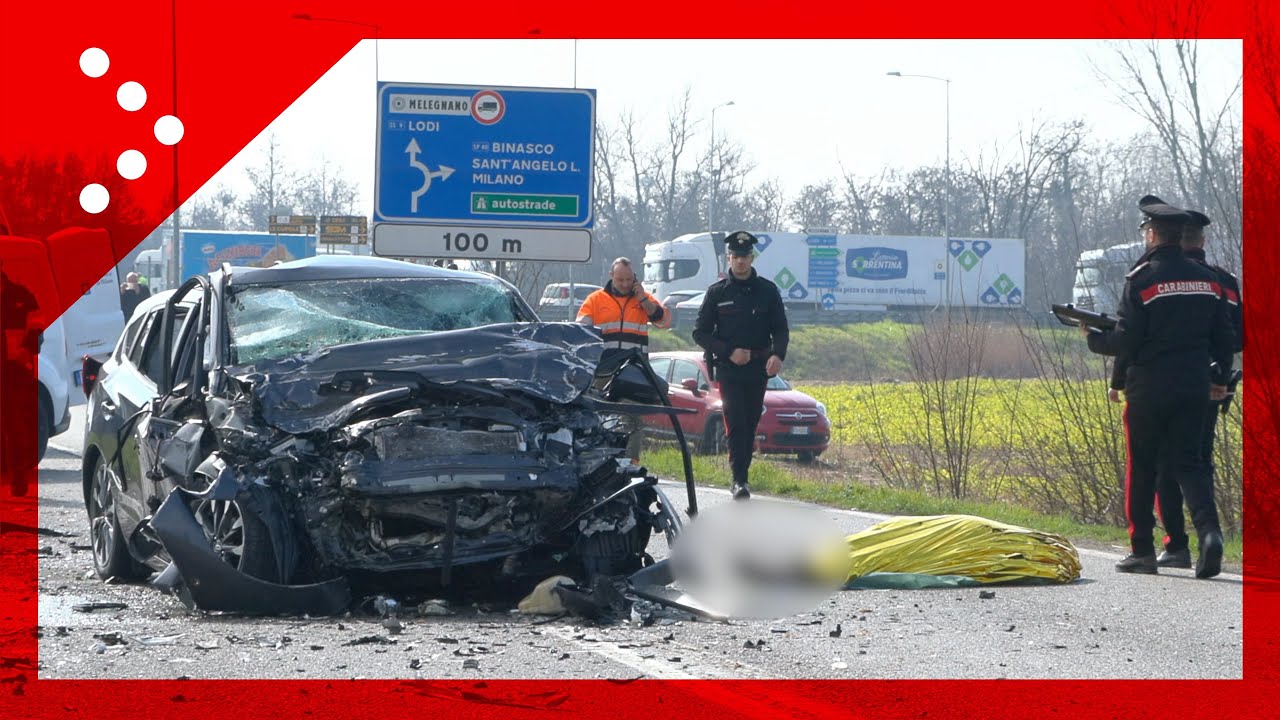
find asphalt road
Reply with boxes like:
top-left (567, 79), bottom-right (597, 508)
top-left (33, 406), bottom-right (1242, 681)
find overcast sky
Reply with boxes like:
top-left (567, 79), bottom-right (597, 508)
top-left (199, 39), bottom-right (1242, 216)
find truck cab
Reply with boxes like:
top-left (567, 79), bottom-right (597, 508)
top-left (643, 232), bottom-right (725, 301)
top-left (1072, 240), bottom-right (1144, 313)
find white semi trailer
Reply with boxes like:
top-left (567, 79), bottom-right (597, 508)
top-left (643, 231), bottom-right (1026, 318)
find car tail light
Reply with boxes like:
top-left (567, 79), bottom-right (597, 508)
top-left (81, 355), bottom-right (103, 397)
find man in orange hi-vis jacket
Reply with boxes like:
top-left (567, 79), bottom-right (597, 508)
top-left (577, 257), bottom-right (671, 462)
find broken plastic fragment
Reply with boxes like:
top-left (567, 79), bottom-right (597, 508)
top-left (74, 602), bottom-right (127, 613)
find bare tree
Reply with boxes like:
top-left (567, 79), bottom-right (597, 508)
top-left (183, 184), bottom-right (240, 230)
top-left (296, 157), bottom-right (360, 220)
top-left (787, 180), bottom-right (840, 230)
top-left (241, 134), bottom-right (300, 231)
top-left (648, 89), bottom-right (699, 240)
top-left (742, 179), bottom-right (787, 230)
top-left (1095, 39), bottom-right (1243, 269)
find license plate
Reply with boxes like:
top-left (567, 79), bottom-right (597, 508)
top-left (790, 426), bottom-right (809, 435)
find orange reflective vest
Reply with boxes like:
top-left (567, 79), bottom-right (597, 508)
top-left (577, 285), bottom-right (662, 352)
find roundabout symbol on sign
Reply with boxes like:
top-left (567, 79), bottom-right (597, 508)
top-left (471, 90), bottom-right (505, 125)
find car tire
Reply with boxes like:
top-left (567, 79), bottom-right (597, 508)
top-left (797, 451), bottom-right (817, 464)
top-left (37, 394), bottom-right (51, 463)
top-left (701, 416), bottom-right (727, 455)
top-left (88, 456), bottom-right (146, 581)
top-left (191, 496), bottom-right (278, 582)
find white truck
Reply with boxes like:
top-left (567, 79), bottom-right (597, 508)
top-left (643, 231), bottom-right (1026, 318)
top-left (1071, 240), bottom-right (1144, 314)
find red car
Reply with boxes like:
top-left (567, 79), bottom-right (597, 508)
top-left (643, 351), bottom-right (831, 462)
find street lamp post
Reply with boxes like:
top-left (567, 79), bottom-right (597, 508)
top-left (708, 100), bottom-right (735, 233)
top-left (887, 71), bottom-right (951, 310)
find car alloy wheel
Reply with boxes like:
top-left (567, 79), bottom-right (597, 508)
top-left (89, 461), bottom-right (118, 571)
top-left (193, 498), bottom-right (249, 571)
top-left (88, 458), bottom-right (141, 580)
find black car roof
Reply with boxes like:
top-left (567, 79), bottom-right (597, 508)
top-left (226, 255), bottom-right (498, 286)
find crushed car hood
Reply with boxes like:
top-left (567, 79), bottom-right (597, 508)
top-left (234, 322), bottom-right (604, 434)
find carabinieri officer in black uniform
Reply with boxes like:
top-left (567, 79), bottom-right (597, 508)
top-left (692, 231), bottom-right (790, 500)
top-left (1085, 196), bottom-right (1235, 578)
top-left (1133, 200), bottom-right (1244, 570)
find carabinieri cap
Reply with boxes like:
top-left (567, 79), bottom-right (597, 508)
top-left (1137, 194), bottom-right (1192, 227)
top-left (724, 230), bottom-right (759, 256)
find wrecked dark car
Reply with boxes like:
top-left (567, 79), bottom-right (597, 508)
top-left (81, 257), bottom-right (689, 615)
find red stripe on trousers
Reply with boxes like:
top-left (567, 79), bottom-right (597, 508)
top-left (1123, 403), bottom-right (1135, 543)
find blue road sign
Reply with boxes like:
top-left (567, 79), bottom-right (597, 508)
top-left (375, 82), bottom-right (595, 228)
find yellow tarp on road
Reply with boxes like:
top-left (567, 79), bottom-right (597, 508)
top-left (844, 515), bottom-right (1082, 587)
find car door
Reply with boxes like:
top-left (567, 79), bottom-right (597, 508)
top-left (99, 306), bottom-right (169, 537)
top-left (667, 358), bottom-right (709, 434)
top-left (130, 277), bottom-right (213, 521)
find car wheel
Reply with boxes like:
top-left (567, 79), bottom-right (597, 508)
top-left (701, 416), bottom-right (727, 455)
top-left (37, 395), bottom-right (51, 463)
top-left (797, 451), bottom-right (817, 464)
top-left (191, 497), bottom-right (277, 581)
top-left (88, 457), bottom-right (145, 581)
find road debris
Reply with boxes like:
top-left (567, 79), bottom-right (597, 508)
top-left (137, 634), bottom-right (185, 646)
top-left (92, 632), bottom-right (126, 646)
top-left (344, 635), bottom-right (396, 646)
top-left (418, 599), bottom-right (452, 617)
top-left (73, 602), bottom-right (127, 613)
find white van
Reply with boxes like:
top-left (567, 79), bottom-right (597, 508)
top-left (60, 268), bottom-right (126, 406)
top-left (37, 319), bottom-right (72, 459)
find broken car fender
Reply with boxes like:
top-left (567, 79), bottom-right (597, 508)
top-left (150, 486), bottom-right (350, 616)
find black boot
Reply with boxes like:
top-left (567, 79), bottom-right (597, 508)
top-left (1196, 531), bottom-right (1223, 579)
top-left (1156, 547), bottom-right (1191, 569)
top-left (731, 482), bottom-right (751, 501)
top-left (1114, 553), bottom-right (1157, 574)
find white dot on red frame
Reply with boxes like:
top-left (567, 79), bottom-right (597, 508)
top-left (79, 48), bottom-right (109, 78)
top-left (117, 81), bottom-right (146, 111)
top-left (80, 184), bottom-right (110, 214)
top-left (154, 115), bottom-right (184, 145)
top-left (117, 150), bottom-right (146, 180)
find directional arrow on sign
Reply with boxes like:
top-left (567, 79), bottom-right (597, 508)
top-left (406, 138), bottom-right (455, 213)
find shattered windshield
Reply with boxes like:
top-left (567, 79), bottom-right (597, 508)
top-left (226, 277), bottom-right (526, 365)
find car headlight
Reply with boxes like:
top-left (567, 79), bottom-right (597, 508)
top-left (815, 402), bottom-right (828, 418)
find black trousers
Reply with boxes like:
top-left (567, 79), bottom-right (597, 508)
top-left (718, 371), bottom-right (768, 486)
top-left (1155, 402), bottom-right (1222, 552)
top-left (1124, 386), bottom-right (1221, 556)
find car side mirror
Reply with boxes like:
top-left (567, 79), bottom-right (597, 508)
top-left (680, 378), bottom-right (701, 396)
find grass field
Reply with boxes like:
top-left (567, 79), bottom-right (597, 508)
top-left (644, 317), bottom-right (1243, 559)
top-left (651, 317), bottom-right (1104, 382)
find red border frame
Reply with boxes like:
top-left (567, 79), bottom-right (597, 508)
top-left (2, 1), bottom-right (1271, 717)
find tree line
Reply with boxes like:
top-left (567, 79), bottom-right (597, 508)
top-left (583, 40), bottom-right (1241, 312)
top-left (159, 40), bottom-right (1239, 312)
